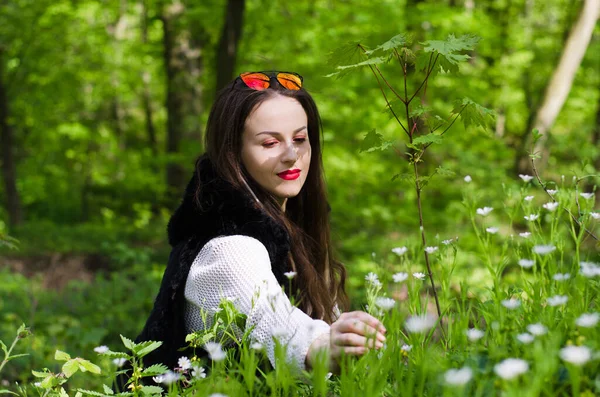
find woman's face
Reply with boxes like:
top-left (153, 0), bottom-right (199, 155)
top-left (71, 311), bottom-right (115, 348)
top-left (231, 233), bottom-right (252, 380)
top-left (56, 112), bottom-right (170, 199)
top-left (241, 94), bottom-right (311, 207)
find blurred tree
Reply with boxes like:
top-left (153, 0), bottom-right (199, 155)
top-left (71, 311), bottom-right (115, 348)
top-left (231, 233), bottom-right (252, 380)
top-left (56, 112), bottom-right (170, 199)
top-left (215, 0), bottom-right (245, 93)
top-left (0, 46), bottom-right (22, 228)
top-left (518, 0), bottom-right (600, 173)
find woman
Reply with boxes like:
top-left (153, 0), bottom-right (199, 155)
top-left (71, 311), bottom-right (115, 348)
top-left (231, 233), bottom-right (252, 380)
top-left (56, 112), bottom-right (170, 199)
top-left (133, 71), bottom-right (386, 378)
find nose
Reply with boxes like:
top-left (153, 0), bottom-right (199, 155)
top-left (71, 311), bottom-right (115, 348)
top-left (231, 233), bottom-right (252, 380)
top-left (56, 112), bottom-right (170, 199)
top-left (281, 142), bottom-right (298, 163)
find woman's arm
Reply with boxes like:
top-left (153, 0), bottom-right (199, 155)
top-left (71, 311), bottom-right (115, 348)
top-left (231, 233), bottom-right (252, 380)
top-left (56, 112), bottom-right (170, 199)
top-left (184, 235), bottom-right (331, 371)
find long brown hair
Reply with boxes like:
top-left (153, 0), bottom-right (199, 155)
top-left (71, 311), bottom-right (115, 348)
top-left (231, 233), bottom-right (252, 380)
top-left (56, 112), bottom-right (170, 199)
top-left (201, 76), bottom-right (348, 323)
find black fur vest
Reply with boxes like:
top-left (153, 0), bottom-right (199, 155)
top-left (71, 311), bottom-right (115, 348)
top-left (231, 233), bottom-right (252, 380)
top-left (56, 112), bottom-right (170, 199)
top-left (134, 154), bottom-right (292, 371)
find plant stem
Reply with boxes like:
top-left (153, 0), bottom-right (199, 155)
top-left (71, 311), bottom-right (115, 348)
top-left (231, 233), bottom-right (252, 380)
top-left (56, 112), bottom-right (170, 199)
top-left (367, 64), bottom-right (409, 136)
top-left (531, 158), bottom-right (598, 241)
top-left (0, 333), bottom-right (21, 374)
top-left (412, 161), bottom-right (444, 337)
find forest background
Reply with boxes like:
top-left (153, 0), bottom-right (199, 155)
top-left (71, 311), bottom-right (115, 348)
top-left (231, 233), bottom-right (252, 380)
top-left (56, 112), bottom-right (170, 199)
top-left (0, 0), bottom-right (599, 387)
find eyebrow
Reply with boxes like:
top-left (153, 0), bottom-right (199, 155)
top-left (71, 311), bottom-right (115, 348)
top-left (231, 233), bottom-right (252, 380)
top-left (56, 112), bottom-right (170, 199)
top-left (256, 126), bottom-right (307, 136)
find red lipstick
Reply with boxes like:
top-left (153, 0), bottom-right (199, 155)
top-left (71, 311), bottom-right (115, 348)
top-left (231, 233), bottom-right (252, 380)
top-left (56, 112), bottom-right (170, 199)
top-left (277, 169), bottom-right (301, 180)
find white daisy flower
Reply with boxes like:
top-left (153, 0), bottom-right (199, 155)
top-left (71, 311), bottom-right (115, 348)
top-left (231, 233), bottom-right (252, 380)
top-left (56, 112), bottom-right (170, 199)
top-left (501, 298), bottom-right (521, 310)
top-left (464, 175), bottom-right (472, 183)
top-left (559, 345), bottom-right (591, 366)
top-left (444, 367), bottom-right (473, 386)
top-left (405, 314), bottom-right (437, 333)
top-left (575, 313), bottom-right (599, 328)
top-left (553, 273), bottom-right (570, 281)
top-left (542, 202), bottom-right (559, 211)
top-left (486, 227), bottom-right (499, 234)
top-left (524, 196), bottom-right (534, 202)
top-left (580, 261), bottom-right (600, 277)
top-left (204, 342), bottom-right (226, 361)
top-left (526, 323), bottom-right (547, 336)
top-left (178, 356), bottom-right (191, 370)
top-left (518, 259), bottom-right (534, 269)
top-left (494, 358), bottom-right (529, 379)
top-left (516, 333), bottom-right (534, 344)
top-left (93, 345), bottom-right (109, 354)
top-left (519, 174), bottom-right (534, 182)
top-left (590, 212), bottom-right (600, 220)
top-left (524, 214), bottom-right (539, 221)
top-left (580, 193), bottom-right (594, 200)
top-left (112, 358), bottom-right (127, 367)
top-left (519, 232), bottom-right (531, 238)
top-left (465, 328), bottom-right (484, 342)
top-left (442, 238), bottom-right (454, 245)
top-left (413, 272), bottom-right (426, 280)
top-left (546, 189), bottom-right (557, 195)
top-left (375, 297), bottom-right (396, 311)
top-left (547, 295), bottom-right (568, 307)
top-left (401, 344), bottom-right (412, 352)
top-left (153, 370), bottom-right (180, 385)
top-left (284, 271), bottom-right (297, 279)
top-left (476, 207), bottom-right (493, 216)
top-left (392, 246), bottom-right (408, 256)
top-left (424, 246), bottom-right (438, 254)
top-left (392, 272), bottom-right (409, 283)
top-left (191, 365), bottom-right (206, 379)
top-left (365, 272), bottom-right (380, 285)
top-left (533, 245), bottom-right (556, 255)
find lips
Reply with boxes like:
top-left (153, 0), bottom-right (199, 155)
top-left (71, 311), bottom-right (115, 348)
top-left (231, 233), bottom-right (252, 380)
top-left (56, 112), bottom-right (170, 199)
top-left (277, 169), bottom-right (301, 180)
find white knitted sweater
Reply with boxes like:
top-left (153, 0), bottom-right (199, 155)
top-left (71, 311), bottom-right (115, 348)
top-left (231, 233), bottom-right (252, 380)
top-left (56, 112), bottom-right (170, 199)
top-left (183, 235), bottom-right (331, 370)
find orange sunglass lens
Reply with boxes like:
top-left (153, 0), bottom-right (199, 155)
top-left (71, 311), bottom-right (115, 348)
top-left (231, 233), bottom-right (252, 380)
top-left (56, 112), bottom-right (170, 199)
top-left (277, 73), bottom-right (302, 90)
top-left (240, 73), bottom-right (270, 90)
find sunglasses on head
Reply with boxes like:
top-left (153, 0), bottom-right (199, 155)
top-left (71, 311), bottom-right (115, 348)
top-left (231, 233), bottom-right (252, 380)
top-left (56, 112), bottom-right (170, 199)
top-left (238, 71), bottom-right (303, 91)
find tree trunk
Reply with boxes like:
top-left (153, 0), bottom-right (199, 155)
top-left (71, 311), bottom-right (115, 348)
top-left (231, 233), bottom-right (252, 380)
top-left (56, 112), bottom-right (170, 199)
top-left (0, 48), bottom-right (23, 228)
top-left (215, 0), bottom-right (245, 93)
top-left (517, 0), bottom-right (600, 173)
top-left (587, 88), bottom-right (600, 207)
top-left (141, 0), bottom-right (157, 156)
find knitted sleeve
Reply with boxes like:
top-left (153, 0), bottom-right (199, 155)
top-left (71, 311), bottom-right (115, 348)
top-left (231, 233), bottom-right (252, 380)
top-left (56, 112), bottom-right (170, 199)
top-left (183, 235), bottom-right (331, 371)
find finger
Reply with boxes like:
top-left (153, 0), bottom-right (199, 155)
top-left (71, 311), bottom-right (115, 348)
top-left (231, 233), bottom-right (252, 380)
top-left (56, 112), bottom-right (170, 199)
top-left (340, 346), bottom-right (367, 356)
top-left (337, 320), bottom-right (386, 343)
top-left (333, 333), bottom-right (384, 349)
top-left (344, 311), bottom-right (387, 334)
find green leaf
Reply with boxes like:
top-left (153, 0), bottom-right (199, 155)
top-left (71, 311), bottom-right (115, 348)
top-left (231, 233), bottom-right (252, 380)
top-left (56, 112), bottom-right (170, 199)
top-left (41, 374), bottom-right (61, 388)
top-left (103, 384), bottom-right (114, 395)
top-left (100, 351), bottom-right (129, 359)
top-left (0, 390), bottom-right (18, 395)
top-left (451, 98), bottom-right (495, 130)
top-left (531, 128), bottom-right (542, 143)
top-left (140, 386), bottom-right (163, 394)
top-left (412, 134), bottom-right (443, 146)
top-left (426, 115), bottom-right (447, 131)
top-left (141, 364), bottom-right (168, 377)
top-left (134, 341), bottom-right (162, 358)
top-left (422, 34), bottom-right (480, 73)
top-left (32, 369), bottom-right (51, 378)
top-left (360, 129), bottom-right (393, 153)
top-left (326, 41), bottom-right (369, 79)
top-left (435, 166), bottom-right (456, 177)
top-left (364, 34), bottom-right (410, 55)
top-left (337, 56), bottom-right (389, 71)
top-left (7, 353), bottom-right (28, 360)
top-left (78, 359), bottom-right (101, 374)
top-left (62, 360), bottom-right (80, 378)
top-left (76, 389), bottom-right (105, 397)
top-left (55, 350), bottom-right (71, 361)
top-left (0, 340), bottom-right (7, 355)
top-left (409, 102), bottom-right (431, 119)
top-left (392, 173), bottom-right (413, 182)
top-left (120, 335), bottom-right (135, 351)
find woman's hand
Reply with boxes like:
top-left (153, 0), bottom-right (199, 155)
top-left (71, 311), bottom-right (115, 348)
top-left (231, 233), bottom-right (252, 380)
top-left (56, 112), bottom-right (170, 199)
top-left (307, 311), bottom-right (386, 372)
